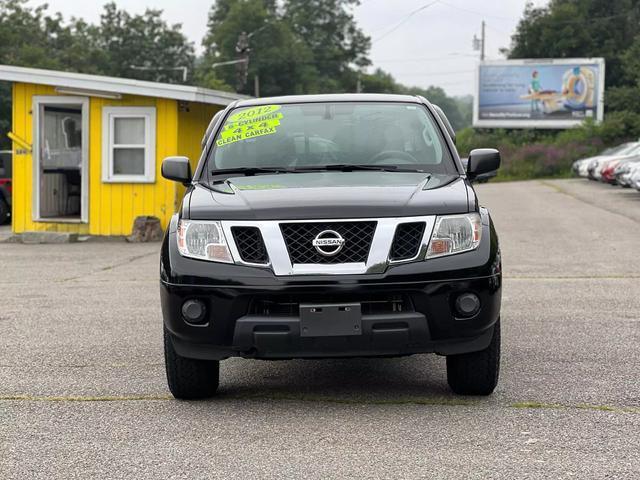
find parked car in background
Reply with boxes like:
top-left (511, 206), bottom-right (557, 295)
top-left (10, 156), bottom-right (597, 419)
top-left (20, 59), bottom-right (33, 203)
top-left (573, 138), bottom-right (640, 197)
top-left (0, 150), bottom-right (11, 224)
top-left (576, 144), bottom-right (628, 178)
top-left (577, 158), bottom-right (595, 178)
top-left (631, 168), bottom-right (640, 191)
top-left (613, 158), bottom-right (640, 187)
top-left (600, 158), bottom-right (628, 184)
top-left (587, 142), bottom-right (640, 180)
top-left (572, 143), bottom-right (632, 177)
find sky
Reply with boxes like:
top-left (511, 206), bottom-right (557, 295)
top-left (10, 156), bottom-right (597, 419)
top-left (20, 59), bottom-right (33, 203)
top-left (35, 0), bottom-right (550, 97)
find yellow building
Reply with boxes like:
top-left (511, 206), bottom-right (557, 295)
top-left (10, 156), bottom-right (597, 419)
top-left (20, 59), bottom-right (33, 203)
top-left (0, 65), bottom-right (244, 237)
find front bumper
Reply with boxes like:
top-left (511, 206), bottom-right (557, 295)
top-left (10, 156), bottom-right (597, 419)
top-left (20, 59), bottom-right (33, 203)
top-left (160, 213), bottom-right (502, 360)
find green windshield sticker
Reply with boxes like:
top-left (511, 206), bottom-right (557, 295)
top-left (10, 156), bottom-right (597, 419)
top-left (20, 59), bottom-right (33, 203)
top-left (235, 184), bottom-right (283, 190)
top-left (217, 105), bottom-right (283, 147)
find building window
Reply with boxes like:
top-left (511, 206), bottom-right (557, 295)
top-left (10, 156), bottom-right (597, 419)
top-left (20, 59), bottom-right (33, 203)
top-left (102, 107), bottom-right (156, 183)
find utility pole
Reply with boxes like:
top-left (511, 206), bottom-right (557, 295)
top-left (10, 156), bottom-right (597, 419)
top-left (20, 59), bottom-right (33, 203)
top-left (356, 71), bottom-right (362, 93)
top-left (254, 74), bottom-right (260, 97)
top-left (212, 24), bottom-right (269, 95)
top-left (472, 20), bottom-right (486, 61)
top-left (235, 31), bottom-right (250, 92)
top-left (481, 20), bottom-right (485, 61)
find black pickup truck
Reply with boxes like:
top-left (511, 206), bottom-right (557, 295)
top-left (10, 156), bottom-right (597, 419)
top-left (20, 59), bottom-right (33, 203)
top-left (160, 94), bottom-right (502, 399)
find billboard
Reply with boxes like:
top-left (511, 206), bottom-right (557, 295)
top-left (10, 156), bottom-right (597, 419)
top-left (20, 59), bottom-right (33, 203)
top-left (473, 58), bottom-right (605, 129)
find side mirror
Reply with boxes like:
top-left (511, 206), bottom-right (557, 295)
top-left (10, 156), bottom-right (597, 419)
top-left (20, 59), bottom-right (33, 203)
top-left (467, 148), bottom-right (501, 178)
top-left (161, 156), bottom-right (192, 184)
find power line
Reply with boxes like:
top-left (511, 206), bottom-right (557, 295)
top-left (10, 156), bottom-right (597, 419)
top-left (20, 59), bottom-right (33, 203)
top-left (372, 1), bottom-right (440, 43)
top-left (484, 23), bottom-right (511, 36)
top-left (437, 1), bottom-right (519, 21)
top-left (375, 53), bottom-right (478, 63)
top-left (432, 79), bottom-right (474, 87)
top-left (207, 54), bottom-right (478, 68)
top-left (399, 78), bottom-right (474, 88)
top-left (394, 69), bottom-right (474, 77)
top-left (440, 1), bottom-right (632, 26)
top-left (366, 0), bottom-right (632, 48)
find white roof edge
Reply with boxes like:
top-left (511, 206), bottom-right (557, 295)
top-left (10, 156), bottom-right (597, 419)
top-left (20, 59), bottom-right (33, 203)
top-left (0, 64), bottom-right (249, 106)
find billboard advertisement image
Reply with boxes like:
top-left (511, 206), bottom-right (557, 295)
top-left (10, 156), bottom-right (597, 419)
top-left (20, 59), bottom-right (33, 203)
top-left (473, 58), bottom-right (605, 129)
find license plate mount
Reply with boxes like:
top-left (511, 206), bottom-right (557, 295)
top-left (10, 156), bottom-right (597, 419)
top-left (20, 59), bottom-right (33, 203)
top-left (299, 303), bottom-right (362, 337)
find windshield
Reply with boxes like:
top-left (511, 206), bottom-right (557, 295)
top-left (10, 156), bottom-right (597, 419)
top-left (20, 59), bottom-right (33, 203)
top-left (614, 142), bottom-right (640, 156)
top-left (206, 102), bottom-right (456, 177)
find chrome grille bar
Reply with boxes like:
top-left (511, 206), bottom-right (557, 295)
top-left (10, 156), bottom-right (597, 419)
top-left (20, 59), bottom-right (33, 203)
top-left (221, 215), bottom-right (436, 276)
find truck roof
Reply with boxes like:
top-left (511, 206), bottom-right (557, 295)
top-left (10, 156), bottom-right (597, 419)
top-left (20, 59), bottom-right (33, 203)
top-left (234, 93), bottom-right (425, 107)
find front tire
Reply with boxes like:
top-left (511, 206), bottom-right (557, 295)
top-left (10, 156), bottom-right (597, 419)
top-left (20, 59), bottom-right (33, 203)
top-left (164, 327), bottom-right (220, 400)
top-left (446, 319), bottom-right (500, 395)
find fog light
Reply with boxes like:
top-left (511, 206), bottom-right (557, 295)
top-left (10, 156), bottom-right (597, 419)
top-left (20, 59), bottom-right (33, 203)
top-left (455, 293), bottom-right (480, 317)
top-left (182, 299), bottom-right (207, 324)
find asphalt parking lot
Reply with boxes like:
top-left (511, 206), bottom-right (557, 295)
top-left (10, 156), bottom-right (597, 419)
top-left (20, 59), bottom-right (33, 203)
top-left (1, 178), bottom-right (639, 479)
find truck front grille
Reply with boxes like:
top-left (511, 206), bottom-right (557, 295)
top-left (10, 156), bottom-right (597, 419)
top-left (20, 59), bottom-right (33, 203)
top-left (389, 222), bottom-right (426, 261)
top-left (221, 215), bottom-right (436, 276)
top-left (231, 226), bottom-right (269, 264)
top-left (280, 221), bottom-right (376, 264)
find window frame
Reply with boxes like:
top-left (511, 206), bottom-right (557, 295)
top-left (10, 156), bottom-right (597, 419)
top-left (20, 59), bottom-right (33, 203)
top-left (101, 106), bottom-right (156, 183)
top-left (202, 101), bottom-right (458, 184)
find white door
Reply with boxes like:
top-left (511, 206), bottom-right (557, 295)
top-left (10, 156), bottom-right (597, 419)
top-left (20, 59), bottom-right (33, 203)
top-left (33, 96), bottom-right (89, 223)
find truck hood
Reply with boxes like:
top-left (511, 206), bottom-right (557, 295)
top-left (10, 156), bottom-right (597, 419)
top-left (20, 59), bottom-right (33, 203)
top-left (188, 171), bottom-right (470, 220)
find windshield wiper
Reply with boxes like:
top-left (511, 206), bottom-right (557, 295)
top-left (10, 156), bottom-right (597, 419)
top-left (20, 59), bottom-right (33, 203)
top-left (211, 166), bottom-right (298, 177)
top-left (296, 164), bottom-right (428, 173)
top-left (211, 164), bottom-right (429, 178)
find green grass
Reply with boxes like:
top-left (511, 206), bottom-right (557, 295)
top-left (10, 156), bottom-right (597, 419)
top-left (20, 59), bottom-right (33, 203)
top-left (489, 171), bottom-right (574, 183)
top-left (2, 393), bottom-right (638, 414)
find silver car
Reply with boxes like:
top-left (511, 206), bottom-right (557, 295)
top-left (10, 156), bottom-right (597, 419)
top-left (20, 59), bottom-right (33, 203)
top-left (587, 142), bottom-right (640, 180)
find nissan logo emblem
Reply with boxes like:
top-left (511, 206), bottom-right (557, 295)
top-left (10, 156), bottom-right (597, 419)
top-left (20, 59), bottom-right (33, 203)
top-left (312, 230), bottom-right (345, 256)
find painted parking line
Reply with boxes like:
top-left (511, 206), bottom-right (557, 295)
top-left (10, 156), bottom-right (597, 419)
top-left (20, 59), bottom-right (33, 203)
top-left (1, 393), bottom-right (638, 414)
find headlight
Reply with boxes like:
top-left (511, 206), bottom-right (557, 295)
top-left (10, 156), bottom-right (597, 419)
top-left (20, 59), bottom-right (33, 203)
top-left (177, 220), bottom-right (233, 263)
top-left (427, 213), bottom-right (482, 258)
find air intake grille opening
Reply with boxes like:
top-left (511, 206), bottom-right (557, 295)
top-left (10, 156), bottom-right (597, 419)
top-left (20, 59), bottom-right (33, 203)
top-left (249, 293), bottom-right (413, 317)
top-left (280, 222), bottom-right (376, 264)
top-left (232, 227), bottom-right (269, 264)
top-left (390, 222), bottom-right (426, 261)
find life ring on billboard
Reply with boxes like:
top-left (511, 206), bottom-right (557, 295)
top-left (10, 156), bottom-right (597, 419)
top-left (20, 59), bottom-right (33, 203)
top-left (562, 67), bottom-right (595, 110)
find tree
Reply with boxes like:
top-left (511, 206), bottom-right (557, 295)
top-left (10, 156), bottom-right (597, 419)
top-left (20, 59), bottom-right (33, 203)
top-left (0, 0), bottom-right (73, 148)
top-left (282, 0), bottom-right (371, 92)
top-left (399, 85), bottom-right (467, 131)
top-left (0, 0), bottom-right (470, 148)
top-left (199, 0), bottom-right (371, 95)
top-left (0, 0), bottom-right (64, 69)
top-left (507, 0), bottom-right (640, 91)
top-left (454, 95), bottom-right (473, 130)
top-left (90, 3), bottom-right (195, 84)
top-left (359, 70), bottom-right (469, 130)
top-left (199, 0), bottom-right (314, 95)
top-left (360, 68), bottom-right (398, 94)
top-left (0, 1), bottom-right (196, 147)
